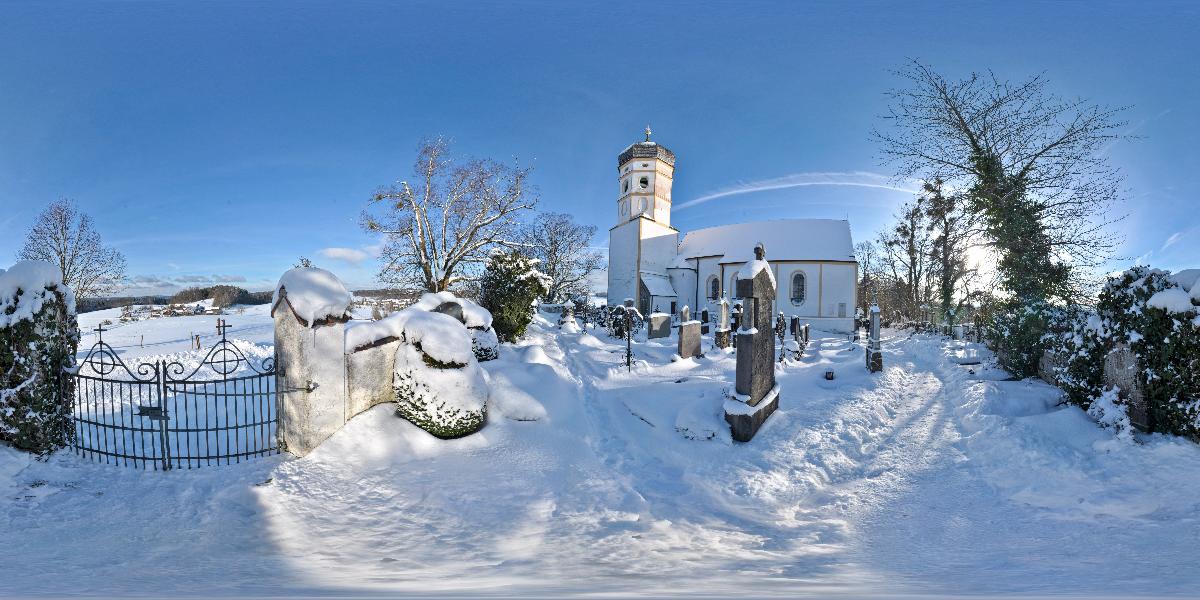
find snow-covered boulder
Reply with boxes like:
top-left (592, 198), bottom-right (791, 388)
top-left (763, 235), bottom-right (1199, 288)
top-left (0, 261), bottom-right (78, 454)
top-left (391, 310), bottom-right (489, 438)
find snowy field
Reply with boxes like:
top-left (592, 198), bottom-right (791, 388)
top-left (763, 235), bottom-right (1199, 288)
top-left (3, 309), bottom-right (1200, 597)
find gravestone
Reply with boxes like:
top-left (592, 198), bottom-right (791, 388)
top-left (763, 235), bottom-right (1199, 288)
top-left (714, 298), bottom-right (732, 349)
top-left (1103, 343), bottom-right (1149, 431)
top-left (865, 303), bottom-right (883, 373)
top-left (775, 312), bottom-right (787, 362)
top-left (724, 245), bottom-right (780, 442)
top-left (677, 306), bottom-right (702, 359)
top-left (648, 312), bottom-right (671, 339)
top-left (731, 302), bottom-right (743, 349)
top-left (1037, 349), bottom-right (1065, 386)
top-left (701, 308), bottom-right (710, 323)
top-left (789, 316), bottom-right (800, 339)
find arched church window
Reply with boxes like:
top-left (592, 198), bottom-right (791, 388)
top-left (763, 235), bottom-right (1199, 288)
top-left (708, 276), bottom-right (720, 300)
top-left (622, 179), bottom-right (629, 193)
top-left (790, 272), bottom-right (807, 305)
top-left (639, 176), bottom-right (649, 189)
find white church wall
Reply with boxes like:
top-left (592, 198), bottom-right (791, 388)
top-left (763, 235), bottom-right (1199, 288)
top-left (776, 263), bottom-right (821, 317)
top-left (608, 220), bottom-right (640, 305)
top-left (639, 219), bottom-right (679, 276)
top-left (819, 263), bottom-right (856, 319)
top-left (695, 257), bottom-right (724, 315)
top-left (666, 265), bottom-right (696, 315)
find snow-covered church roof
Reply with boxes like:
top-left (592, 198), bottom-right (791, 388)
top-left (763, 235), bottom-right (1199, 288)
top-left (639, 271), bottom-right (677, 297)
top-left (675, 219), bottom-right (856, 264)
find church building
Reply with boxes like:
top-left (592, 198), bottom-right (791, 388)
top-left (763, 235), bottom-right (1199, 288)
top-left (607, 129), bottom-right (859, 333)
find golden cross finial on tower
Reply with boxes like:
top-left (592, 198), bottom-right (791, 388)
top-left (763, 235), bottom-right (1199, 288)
top-left (644, 123), bottom-right (652, 142)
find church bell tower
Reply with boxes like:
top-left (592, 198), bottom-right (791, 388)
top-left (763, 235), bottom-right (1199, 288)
top-left (607, 126), bottom-right (680, 312)
top-left (615, 125), bottom-right (675, 227)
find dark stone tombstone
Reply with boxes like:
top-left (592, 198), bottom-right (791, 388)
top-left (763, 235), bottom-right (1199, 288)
top-left (432, 301), bottom-right (466, 325)
top-left (865, 304), bottom-right (883, 373)
top-left (700, 308), bottom-right (710, 334)
top-left (725, 245), bottom-right (780, 442)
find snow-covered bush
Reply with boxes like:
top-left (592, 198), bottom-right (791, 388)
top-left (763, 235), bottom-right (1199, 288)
top-left (391, 310), bottom-right (488, 438)
top-left (0, 261), bottom-right (79, 454)
top-left (984, 298), bottom-right (1071, 378)
top-left (1087, 386), bottom-right (1133, 443)
top-left (478, 251), bottom-right (549, 343)
top-left (1049, 266), bottom-right (1200, 437)
top-left (409, 291), bottom-right (499, 361)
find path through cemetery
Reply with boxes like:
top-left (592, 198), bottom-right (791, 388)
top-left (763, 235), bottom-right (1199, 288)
top-left (3, 317), bottom-right (1200, 596)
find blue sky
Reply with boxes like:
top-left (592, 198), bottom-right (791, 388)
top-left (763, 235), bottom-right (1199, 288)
top-left (0, 1), bottom-right (1196, 294)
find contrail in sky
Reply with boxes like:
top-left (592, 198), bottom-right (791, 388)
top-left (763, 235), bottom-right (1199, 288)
top-left (674, 171), bottom-right (920, 210)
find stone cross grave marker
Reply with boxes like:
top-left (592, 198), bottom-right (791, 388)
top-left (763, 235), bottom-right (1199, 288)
top-left (725, 244), bottom-right (780, 442)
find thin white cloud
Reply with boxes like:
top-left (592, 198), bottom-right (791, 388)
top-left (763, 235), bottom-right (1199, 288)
top-left (320, 247), bottom-right (370, 265)
top-left (1161, 231), bottom-right (1184, 252)
top-left (674, 171), bottom-right (920, 211)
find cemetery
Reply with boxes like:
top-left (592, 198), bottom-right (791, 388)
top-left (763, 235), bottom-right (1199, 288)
top-left (2, 4), bottom-right (1199, 596)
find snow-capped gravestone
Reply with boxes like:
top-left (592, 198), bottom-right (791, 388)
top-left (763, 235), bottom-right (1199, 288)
top-left (724, 245), bottom-right (780, 442)
top-left (272, 267), bottom-right (353, 457)
top-left (647, 312), bottom-right (671, 339)
top-left (714, 298), bottom-right (731, 349)
top-left (865, 303), bottom-right (882, 373)
top-left (0, 261), bottom-right (78, 454)
top-left (677, 305), bottom-right (702, 359)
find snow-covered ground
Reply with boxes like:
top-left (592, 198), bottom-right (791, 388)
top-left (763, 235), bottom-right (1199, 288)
top-left (3, 312), bottom-right (1200, 597)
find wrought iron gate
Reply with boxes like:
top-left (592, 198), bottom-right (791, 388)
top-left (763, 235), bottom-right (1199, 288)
top-left (68, 322), bottom-right (278, 470)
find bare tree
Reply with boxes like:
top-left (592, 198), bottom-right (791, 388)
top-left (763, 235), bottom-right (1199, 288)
top-left (362, 138), bottom-right (538, 292)
top-left (19, 199), bottom-right (126, 301)
top-left (854, 240), bottom-right (881, 313)
top-left (521, 212), bottom-right (605, 303)
top-left (874, 60), bottom-right (1127, 302)
top-left (879, 196), bottom-right (935, 320)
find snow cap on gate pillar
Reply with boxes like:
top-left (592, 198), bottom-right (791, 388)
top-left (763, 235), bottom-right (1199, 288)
top-left (271, 267), bottom-right (352, 327)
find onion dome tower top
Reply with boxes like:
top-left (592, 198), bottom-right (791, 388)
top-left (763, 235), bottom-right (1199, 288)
top-left (617, 124), bottom-right (676, 167)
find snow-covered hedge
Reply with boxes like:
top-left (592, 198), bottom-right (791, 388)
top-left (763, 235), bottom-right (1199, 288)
top-left (0, 261), bottom-right (79, 454)
top-left (390, 310), bottom-right (488, 438)
top-left (1049, 267), bottom-right (1200, 437)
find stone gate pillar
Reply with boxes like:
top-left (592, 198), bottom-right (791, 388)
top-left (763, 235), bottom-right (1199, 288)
top-left (272, 268), bottom-right (352, 457)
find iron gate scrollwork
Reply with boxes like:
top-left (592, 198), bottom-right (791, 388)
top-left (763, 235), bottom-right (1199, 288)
top-left (68, 321), bottom-right (278, 470)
